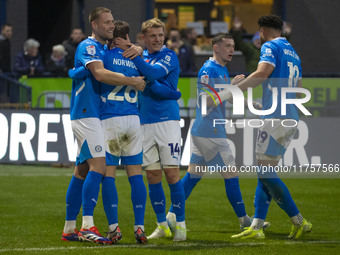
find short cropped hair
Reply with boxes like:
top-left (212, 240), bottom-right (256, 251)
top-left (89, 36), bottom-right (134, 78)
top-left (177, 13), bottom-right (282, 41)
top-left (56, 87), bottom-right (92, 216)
top-left (141, 18), bottom-right (165, 35)
top-left (113, 20), bottom-right (130, 39)
top-left (24, 38), bottom-right (40, 51)
top-left (258, 15), bottom-right (283, 31)
top-left (89, 7), bottom-right (111, 24)
top-left (211, 33), bottom-right (233, 46)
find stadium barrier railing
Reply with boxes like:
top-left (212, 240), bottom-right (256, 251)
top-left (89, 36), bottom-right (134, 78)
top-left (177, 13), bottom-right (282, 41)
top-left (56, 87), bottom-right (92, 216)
top-left (0, 74), bottom-right (32, 109)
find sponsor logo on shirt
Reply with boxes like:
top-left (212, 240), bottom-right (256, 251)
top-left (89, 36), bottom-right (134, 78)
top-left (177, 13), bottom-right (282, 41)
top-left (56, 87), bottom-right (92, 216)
top-left (201, 74), bottom-right (209, 85)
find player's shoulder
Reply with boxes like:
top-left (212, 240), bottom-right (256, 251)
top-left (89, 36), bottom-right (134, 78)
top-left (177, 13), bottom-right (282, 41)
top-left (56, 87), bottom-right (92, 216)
top-left (79, 37), bottom-right (96, 48)
top-left (264, 37), bottom-right (290, 51)
top-left (161, 46), bottom-right (175, 55)
top-left (159, 46), bottom-right (177, 59)
top-left (199, 59), bottom-right (219, 75)
top-left (159, 46), bottom-right (179, 65)
top-left (78, 37), bottom-right (103, 53)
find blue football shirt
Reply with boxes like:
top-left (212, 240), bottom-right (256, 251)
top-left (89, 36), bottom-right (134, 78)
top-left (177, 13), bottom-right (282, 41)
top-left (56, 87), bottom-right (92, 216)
top-left (191, 57), bottom-right (230, 138)
top-left (70, 37), bottom-right (105, 120)
top-left (100, 47), bottom-right (141, 120)
top-left (259, 37), bottom-right (302, 121)
top-left (139, 46), bottom-right (180, 124)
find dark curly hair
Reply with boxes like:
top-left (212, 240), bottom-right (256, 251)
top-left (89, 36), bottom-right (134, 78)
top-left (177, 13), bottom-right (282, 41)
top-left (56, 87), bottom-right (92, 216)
top-left (258, 15), bottom-right (283, 31)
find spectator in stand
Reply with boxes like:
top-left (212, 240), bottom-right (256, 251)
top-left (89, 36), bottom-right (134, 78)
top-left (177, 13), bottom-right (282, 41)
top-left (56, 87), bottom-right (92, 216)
top-left (231, 17), bottom-right (261, 73)
top-left (229, 16), bottom-right (248, 34)
top-left (13, 38), bottom-right (45, 77)
top-left (182, 27), bottom-right (198, 51)
top-left (45, 44), bottom-right (68, 77)
top-left (63, 28), bottom-right (85, 69)
top-left (166, 28), bottom-right (196, 74)
top-left (0, 23), bottom-right (13, 73)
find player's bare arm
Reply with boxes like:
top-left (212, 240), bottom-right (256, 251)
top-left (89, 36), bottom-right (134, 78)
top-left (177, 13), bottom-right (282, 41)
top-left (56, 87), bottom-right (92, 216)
top-left (204, 74), bottom-right (246, 108)
top-left (237, 62), bottom-right (274, 91)
top-left (296, 79), bottom-right (303, 98)
top-left (87, 61), bottom-right (145, 91)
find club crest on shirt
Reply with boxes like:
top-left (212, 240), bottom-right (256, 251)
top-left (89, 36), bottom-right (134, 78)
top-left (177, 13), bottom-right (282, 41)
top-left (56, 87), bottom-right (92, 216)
top-left (95, 145), bottom-right (102, 152)
top-left (86, 45), bottom-right (96, 55)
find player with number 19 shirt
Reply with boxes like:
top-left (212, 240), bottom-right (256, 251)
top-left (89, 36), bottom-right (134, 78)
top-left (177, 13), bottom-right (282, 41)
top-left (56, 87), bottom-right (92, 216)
top-left (231, 15), bottom-right (312, 240)
top-left (259, 36), bottom-right (302, 121)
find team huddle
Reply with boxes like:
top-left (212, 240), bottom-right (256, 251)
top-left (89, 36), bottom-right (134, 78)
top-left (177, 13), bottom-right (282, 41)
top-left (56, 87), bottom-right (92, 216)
top-left (61, 6), bottom-right (312, 245)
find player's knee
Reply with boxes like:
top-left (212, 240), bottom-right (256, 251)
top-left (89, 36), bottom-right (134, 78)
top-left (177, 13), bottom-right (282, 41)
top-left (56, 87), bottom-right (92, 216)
top-left (164, 168), bottom-right (180, 184)
top-left (146, 169), bottom-right (162, 184)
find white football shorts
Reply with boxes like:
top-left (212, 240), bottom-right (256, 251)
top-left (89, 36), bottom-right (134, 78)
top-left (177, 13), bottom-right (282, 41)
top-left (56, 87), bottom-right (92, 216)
top-left (71, 117), bottom-right (106, 165)
top-left (255, 118), bottom-right (298, 160)
top-left (102, 115), bottom-right (143, 166)
top-left (142, 120), bottom-right (181, 168)
top-left (190, 135), bottom-right (235, 167)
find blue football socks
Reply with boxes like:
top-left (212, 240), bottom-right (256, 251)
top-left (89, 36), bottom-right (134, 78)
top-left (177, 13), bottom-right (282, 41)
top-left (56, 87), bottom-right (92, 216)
top-left (129, 175), bottom-right (147, 225)
top-left (149, 182), bottom-right (167, 223)
top-left (260, 176), bottom-right (300, 217)
top-left (254, 178), bottom-right (272, 219)
top-left (169, 180), bottom-right (186, 222)
top-left (169, 172), bottom-right (201, 213)
top-left (82, 171), bottom-right (103, 216)
top-left (224, 177), bottom-right (247, 217)
top-left (65, 175), bottom-right (84, 221)
top-left (102, 176), bottom-right (118, 225)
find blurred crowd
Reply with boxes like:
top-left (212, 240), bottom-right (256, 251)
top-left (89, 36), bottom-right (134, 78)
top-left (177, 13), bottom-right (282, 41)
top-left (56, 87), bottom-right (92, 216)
top-left (0, 16), bottom-right (292, 78)
top-left (0, 25), bottom-right (85, 78)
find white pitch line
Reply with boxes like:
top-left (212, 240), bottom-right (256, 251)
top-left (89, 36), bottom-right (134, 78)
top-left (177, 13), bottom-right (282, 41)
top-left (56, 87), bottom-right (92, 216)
top-left (0, 171), bottom-right (127, 177)
top-left (0, 241), bottom-right (339, 253)
top-left (0, 173), bottom-right (74, 177)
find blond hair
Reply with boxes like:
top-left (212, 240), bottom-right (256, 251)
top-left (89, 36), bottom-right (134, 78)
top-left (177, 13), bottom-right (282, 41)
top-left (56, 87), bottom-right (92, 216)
top-left (89, 7), bottom-right (111, 24)
top-left (141, 18), bottom-right (165, 35)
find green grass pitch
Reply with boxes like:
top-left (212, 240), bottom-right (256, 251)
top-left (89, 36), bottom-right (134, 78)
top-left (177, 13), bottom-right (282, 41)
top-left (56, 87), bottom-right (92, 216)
top-left (0, 164), bottom-right (339, 254)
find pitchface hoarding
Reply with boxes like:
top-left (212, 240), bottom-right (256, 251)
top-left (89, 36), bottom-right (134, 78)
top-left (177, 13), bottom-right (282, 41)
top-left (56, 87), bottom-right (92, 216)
top-left (0, 110), bottom-right (339, 172)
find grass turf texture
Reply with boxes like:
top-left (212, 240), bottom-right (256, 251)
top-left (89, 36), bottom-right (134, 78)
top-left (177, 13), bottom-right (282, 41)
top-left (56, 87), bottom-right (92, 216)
top-left (0, 164), bottom-right (339, 254)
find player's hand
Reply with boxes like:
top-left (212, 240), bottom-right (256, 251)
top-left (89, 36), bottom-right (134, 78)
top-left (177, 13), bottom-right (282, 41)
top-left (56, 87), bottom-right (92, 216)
top-left (122, 44), bottom-right (143, 60)
top-left (252, 101), bottom-right (262, 110)
top-left (233, 17), bottom-right (242, 30)
top-left (132, 76), bottom-right (146, 91)
top-left (114, 37), bottom-right (130, 50)
top-left (231, 74), bottom-right (245, 85)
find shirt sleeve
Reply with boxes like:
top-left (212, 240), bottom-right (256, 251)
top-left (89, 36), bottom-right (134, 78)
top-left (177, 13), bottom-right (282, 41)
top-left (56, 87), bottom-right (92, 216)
top-left (78, 42), bottom-right (103, 68)
top-left (68, 66), bottom-right (90, 79)
top-left (197, 68), bottom-right (217, 95)
top-left (132, 56), bottom-right (167, 82)
top-left (259, 42), bottom-right (277, 67)
top-left (147, 81), bottom-right (182, 100)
